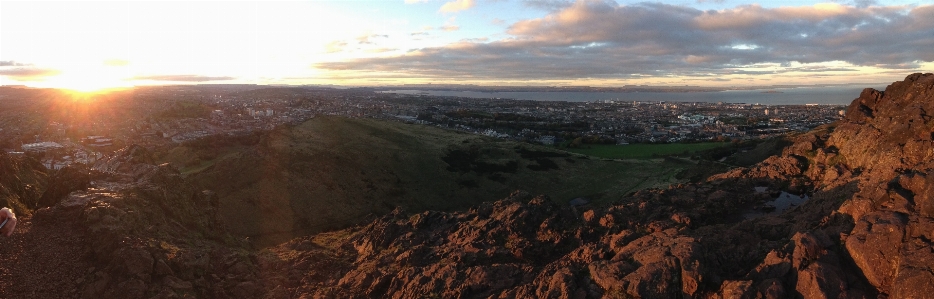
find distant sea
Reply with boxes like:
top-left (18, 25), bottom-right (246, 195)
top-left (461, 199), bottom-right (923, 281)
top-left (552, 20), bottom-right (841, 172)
top-left (384, 85), bottom-right (888, 105)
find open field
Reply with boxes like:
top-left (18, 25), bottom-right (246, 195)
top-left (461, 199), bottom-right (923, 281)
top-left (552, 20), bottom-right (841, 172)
top-left (155, 117), bottom-right (701, 246)
top-left (564, 142), bottom-right (732, 159)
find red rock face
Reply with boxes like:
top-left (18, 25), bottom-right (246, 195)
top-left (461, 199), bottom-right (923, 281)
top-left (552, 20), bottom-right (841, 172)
top-left (826, 74), bottom-right (934, 297)
top-left (730, 73), bottom-right (934, 297)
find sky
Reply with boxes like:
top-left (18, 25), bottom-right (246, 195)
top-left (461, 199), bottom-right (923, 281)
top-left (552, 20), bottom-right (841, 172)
top-left (1, 0), bottom-right (933, 91)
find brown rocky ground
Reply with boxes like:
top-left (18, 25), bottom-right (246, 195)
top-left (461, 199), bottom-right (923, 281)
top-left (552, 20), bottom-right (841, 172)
top-left (0, 213), bottom-right (91, 299)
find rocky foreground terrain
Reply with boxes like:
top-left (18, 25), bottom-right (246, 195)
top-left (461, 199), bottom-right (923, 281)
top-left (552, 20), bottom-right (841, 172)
top-left (1, 73), bottom-right (934, 298)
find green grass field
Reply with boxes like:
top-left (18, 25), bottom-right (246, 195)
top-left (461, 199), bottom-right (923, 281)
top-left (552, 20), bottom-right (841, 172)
top-left (564, 142), bottom-right (731, 159)
top-left (156, 117), bottom-right (713, 246)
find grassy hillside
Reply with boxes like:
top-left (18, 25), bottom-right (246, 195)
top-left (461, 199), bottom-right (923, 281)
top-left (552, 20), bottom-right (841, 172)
top-left (157, 117), bottom-right (697, 246)
top-left (563, 142), bottom-right (732, 159)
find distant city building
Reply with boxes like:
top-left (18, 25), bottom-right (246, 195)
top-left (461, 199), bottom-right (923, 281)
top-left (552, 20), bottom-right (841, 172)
top-left (82, 136), bottom-right (114, 147)
top-left (22, 141), bottom-right (63, 152)
top-left (539, 135), bottom-right (555, 145)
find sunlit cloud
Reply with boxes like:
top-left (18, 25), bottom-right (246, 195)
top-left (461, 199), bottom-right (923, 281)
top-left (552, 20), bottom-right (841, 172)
top-left (357, 34), bottom-right (389, 44)
top-left (440, 25), bottom-right (461, 31)
top-left (440, 0), bottom-right (475, 13)
top-left (325, 33), bottom-right (398, 55)
top-left (316, 1), bottom-right (934, 84)
top-left (0, 67), bottom-right (61, 81)
top-left (1, 0), bottom-right (928, 87)
top-left (366, 48), bottom-right (399, 54)
top-left (326, 41), bottom-right (349, 53)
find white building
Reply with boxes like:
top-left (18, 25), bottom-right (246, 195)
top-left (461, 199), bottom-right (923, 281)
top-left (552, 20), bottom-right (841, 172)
top-left (22, 141), bottom-right (63, 152)
top-left (539, 135), bottom-right (556, 145)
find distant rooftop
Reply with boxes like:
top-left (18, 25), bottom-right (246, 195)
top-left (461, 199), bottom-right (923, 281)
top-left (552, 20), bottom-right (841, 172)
top-left (22, 142), bottom-right (63, 152)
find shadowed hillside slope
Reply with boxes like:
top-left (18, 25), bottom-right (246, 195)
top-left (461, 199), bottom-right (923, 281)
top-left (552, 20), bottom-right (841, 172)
top-left (169, 117), bottom-right (691, 246)
top-left (0, 153), bottom-right (49, 214)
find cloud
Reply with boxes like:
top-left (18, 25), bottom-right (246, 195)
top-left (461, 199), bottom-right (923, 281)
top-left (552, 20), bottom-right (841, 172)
top-left (131, 75), bottom-right (235, 82)
top-left (461, 37), bottom-right (489, 43)
top-left (836, 0), bottom-right (878, 8)
top-left (315, 1), bottom-right (934, 82)
top-left (786, 66), bottom-right (859, 73)
top-left (0, 67), bottom-right (61, 81)
top-left (0, 61), bottom-right (59, 81)
top-left (413, 25), bottom-right (459, 34)
top-left (367, 48), bottom-right (398, 54)
top-left (523, 0), bottom-right (573, 11)
top-left (326, 41), bottom-right (349, 53)
top-left (357, 34), bottom-right (388, 44)
top-left (326, 34), bottom-right (393, 53)
top-left (440, 25), bottom-right (460, 31)
top-left (440, 0), bottom-right (475, 12)
top-left (0, 61), bottom-right (33, 67)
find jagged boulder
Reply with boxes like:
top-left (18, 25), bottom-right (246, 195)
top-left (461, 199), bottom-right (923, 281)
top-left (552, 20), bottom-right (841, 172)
top-left (0, 151), bottom-right (48, 213)
top-left (37, 164), bottom-right (91, 208)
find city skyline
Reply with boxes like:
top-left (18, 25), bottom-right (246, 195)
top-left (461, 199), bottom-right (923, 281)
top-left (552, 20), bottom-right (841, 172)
top-left (1, 0), bottom-right (932, 91)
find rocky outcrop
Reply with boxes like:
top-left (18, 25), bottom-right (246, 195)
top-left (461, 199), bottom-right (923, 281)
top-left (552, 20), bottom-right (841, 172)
top-left (0, 152), bottom-right (48, 213)
top-left (241, 178), bottom-right (873, 299)
top-left (14, 145), bottom-right (249, 299)
top-left (716, 73), bottom-right (934, 297)
top-left (255, 191), bottom-right (715, 299)
top-left (36, 164), bottom-right (91, 208)
top-left (810, 74), bottom-right (934, 297)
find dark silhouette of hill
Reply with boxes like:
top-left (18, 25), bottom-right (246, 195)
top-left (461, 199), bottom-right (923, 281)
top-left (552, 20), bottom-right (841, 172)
top-left (165, 116), bottom-right (690, 246)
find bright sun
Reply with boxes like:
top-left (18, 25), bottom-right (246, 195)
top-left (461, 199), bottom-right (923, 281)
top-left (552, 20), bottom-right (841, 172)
top-left (48, 69), bottom-right (132, 93)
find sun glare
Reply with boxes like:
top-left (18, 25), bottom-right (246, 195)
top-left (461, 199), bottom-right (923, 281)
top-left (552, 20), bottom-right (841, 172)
top-left (69, 84), bottom-right (130, 93)
top-left (46, 69), bottom-right (132, 93)
top-left (62, 86), bottom-right (131, 97)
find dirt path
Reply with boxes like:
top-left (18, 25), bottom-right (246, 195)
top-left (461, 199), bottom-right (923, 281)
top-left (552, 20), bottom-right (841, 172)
top-left (0, 213), bottom-right (92, 298)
